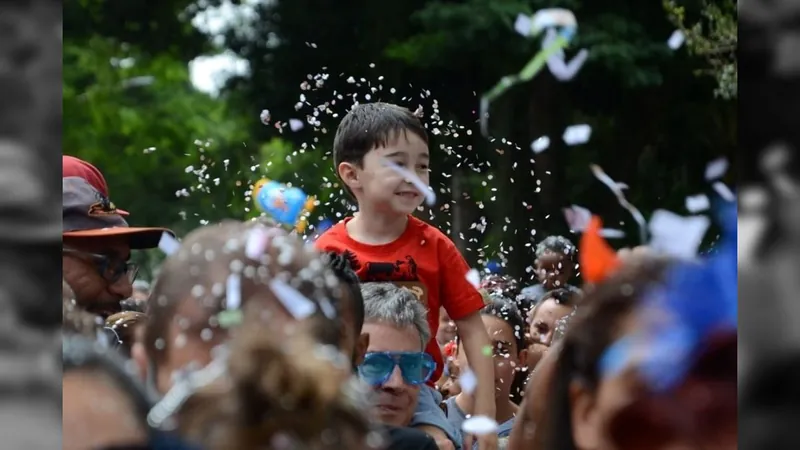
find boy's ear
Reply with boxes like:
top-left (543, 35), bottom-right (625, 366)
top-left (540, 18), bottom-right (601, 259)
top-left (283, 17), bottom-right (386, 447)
top-left (353, 332), bottom-right (370, 367)
top-left (337, 162), bottom-right (361, 191)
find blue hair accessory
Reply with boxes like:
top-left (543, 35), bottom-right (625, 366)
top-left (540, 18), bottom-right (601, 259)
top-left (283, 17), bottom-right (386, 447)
top-left (599, 203), bottom-right (736, 392)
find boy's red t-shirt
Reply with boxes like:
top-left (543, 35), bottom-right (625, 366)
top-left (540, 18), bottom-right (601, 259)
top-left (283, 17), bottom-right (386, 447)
top-left (314, 215), bottom-right (484, 384)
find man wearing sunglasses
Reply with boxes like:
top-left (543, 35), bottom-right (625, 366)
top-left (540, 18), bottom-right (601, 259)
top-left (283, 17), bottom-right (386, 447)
top-left (358, 282), bottom-right (457, 450)
top-left (63, 175), bottom-right (172, 317)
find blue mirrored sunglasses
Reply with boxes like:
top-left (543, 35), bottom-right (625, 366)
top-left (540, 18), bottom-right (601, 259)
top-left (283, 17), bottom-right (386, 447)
top-left (357, 351), bottom-right (436, 386)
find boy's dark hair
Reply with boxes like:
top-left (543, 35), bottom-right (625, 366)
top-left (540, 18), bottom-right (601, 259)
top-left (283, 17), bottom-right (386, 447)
top-left (333, 102), bottom-right (428, 197)
top-left (324, 251), bottom-right (364, 333)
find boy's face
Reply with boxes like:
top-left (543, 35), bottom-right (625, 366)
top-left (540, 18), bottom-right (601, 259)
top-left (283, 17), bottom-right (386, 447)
top-left (456, 315), bottom-right (525, 401)
top-left (338, 131), bottom-right (430, 215)
top-left (535, 251), bottom-right (573, 289)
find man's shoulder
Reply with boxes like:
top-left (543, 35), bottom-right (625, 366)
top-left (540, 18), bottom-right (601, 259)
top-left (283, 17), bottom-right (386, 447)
top-left (382, 425), bottom-right (438, 450)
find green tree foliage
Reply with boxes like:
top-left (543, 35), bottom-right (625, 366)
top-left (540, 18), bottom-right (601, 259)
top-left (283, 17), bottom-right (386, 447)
top-left (664, 0), bottom-right (737, 99)
top-left (64, 0), bottom-right (736, 281)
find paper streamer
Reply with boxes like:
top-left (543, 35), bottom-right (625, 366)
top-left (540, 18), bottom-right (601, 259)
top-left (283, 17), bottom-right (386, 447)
top-left (269, 279), bottom-right (317, 320)
top-left (590, 164), bottom-right (648, 244)
top-left (381, 159), bottom-right (437, 205)
top-left (481, 9), bottom-right (580, 136)
top-left (542, 28), bottom-right (589, 81)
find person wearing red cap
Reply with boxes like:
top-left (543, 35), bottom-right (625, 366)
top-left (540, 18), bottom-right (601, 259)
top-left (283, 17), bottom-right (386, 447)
top-left (62, 172), bottom-right (173, 317)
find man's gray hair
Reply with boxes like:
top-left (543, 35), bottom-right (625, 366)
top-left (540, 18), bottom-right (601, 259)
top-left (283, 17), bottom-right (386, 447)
top-left (360, 282), bottom-right (430, 349)
top-left (535, 235), bottom-right (576, 259)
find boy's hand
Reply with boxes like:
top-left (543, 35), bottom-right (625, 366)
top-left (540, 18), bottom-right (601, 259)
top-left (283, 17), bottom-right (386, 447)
top-left (417, 425), bottom-right (456, 450)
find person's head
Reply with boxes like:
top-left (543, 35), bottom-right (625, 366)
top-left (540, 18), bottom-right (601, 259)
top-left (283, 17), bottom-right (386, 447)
top-left (175, 301), bottom-right (372, 450)
top-left (63, 335), bottom-right (154, 450)
top-left (324, 251), bottom-right (368, 368)
top-left (480, 273), bottom-right (521, 299)
top-left (62, 174), bottom-right (172, 317)
top-left (437, 306), bottom-right (457, 345)
top-left (542, 257), bottom-right (678, 450)
top-left (134, 221), bottom-right (351, 395)
top-left (333, 102), bottom-right (430, 214)
top-left (526, 288), bottom-right (580, 370)
top-left (357, 282), bottom-right (433, 427)
top-left (455, 294), bottom-right (528, 403)
top-left (534, 235), bottom-right (577, 289)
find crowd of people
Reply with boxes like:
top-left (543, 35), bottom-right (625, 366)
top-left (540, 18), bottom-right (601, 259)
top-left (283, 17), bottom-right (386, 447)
top-left (62, 103), bottom-right (737, 450)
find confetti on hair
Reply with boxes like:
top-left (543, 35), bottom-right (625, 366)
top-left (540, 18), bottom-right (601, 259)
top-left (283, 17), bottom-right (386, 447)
top-left (158, 232), bottom-right (180, 255)
top-left (481, 9), bottom-right (579, 136)
top-left (147, 349), bottom-right (229, 430)
top-left (381, 159), bottom-right (436, 205)
top-left (269, 279), bottom-right (317, 319)
top-left (590, 164), bottom-right (648, 244)
top-left (462, 416), bottom-right (499, 435)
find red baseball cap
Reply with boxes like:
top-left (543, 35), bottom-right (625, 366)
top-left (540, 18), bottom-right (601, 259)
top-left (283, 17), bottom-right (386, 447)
top-left (63, 176), bottom-right (172, 249)
top-left (63, 155), bottom-right (129, 215)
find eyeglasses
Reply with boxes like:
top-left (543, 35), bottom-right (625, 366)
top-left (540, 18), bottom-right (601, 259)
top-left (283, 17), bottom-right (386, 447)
top-left (63, 248), bottom-right (138, 283)
top-left (358, 351), bottom-right (436, 386)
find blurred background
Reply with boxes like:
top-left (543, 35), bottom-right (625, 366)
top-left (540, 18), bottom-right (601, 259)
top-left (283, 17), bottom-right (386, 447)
top-left (63, 0), bottom-right (737, 281)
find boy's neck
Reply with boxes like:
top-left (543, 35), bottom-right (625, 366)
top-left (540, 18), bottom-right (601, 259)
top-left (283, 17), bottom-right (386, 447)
top-left (455, 391), bottom-right (516, 424)
top-left (347, 208), bottom-right (409, 245)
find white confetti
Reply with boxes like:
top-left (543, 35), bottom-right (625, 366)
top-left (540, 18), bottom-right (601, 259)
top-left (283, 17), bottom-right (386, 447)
top-left (158, 232), bottom-right (180, 255)
top-left (648, 210), bottom-right (710, 260)
top-left (599, 228), bottom-right (626, 239)
top-left (269, 279), bottom-right (317, 319)
top-left (514, 14), bottom-right (533, 37)
top-left (288, 119), bottom-right (304, 132)
top-left (462, 416), bottom-right (499, 436)
top-left (259, 109), bottom-right (271, 124)
top-left (530, 136), bottom-right (550, 153)
top-left (563, 204), bottom-right (592, 232)
top-left (381, 159), bottom-right (436, 206)
top-left (590, 164), bottom-right (648, 243)
top-left (562, 124), bottom-right (592, 145)
top-left (459, 368), bottom-right (478, 395)
top-left (685, 194), bottom-right (710, 213)
top-left (705, 157), bottom-right (728, 181)
top-left (226, 273), bottom-right (242, 310)
top-left (712, 182), bottom-right (735, 202)
top-left (667, 30), bottom-right (685, 50)
top-left (465, 269), bottom-right (481, 288)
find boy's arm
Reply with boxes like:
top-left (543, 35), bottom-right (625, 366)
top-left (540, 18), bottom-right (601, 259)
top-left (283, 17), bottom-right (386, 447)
top-left (455, 312), bottom-right (497, 450)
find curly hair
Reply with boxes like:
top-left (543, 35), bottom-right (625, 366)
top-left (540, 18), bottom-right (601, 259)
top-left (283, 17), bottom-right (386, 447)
top-left (535, 235), bottom-right (577, 260)
top-left (176, 312), bottom-right (373, 450)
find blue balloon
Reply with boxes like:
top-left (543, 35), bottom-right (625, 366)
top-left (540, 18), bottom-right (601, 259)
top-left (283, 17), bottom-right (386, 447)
top-left (486, 260), bottom-right (501, 274)
top-left (253, 179), bottom-right (315, 232)
top-left (317, 219), bottom-right (334, 232)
